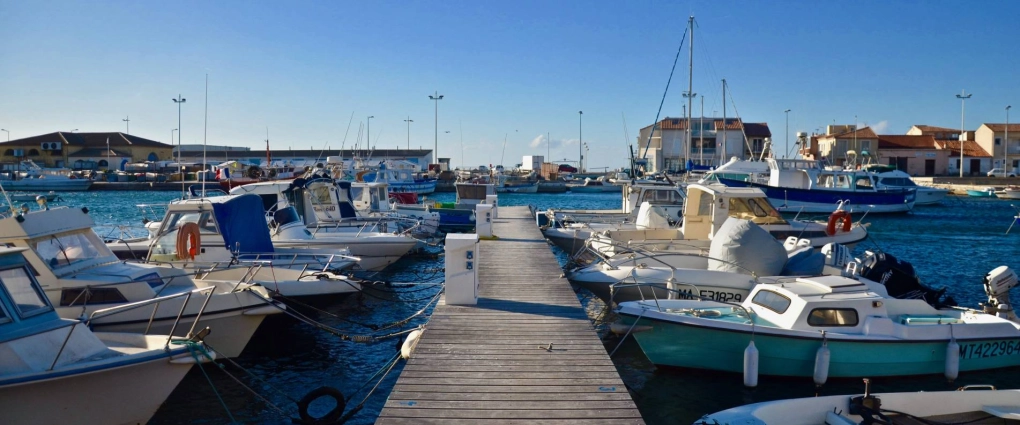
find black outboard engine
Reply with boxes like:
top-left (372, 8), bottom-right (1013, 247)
top-left (859, 251), bottom-right (956, 308)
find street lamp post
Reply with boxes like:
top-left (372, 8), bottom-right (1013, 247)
top-left (956, 90), bottom-right (971, 178)
top-left (0, 129), bottom-right (8, 142)
top-left (784, 109), bottom-right (791, 159)
top-left (1007, 105), bottom-right (1013, 175)
top-left (123, 116), bottom-right (130, 134)
top-left (172, 94), bottom-right (186, 168)
top-left (429, 91), bottom-right (444, 169)
top-left (578, 111), bottom-right (583, 172)
top-left (403, 117), bottom-right (413, 150)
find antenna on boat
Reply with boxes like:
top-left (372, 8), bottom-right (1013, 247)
top-left (0, 182), bottom-right (16, 218)
top-left (202, 73), bottom-right (208, 197)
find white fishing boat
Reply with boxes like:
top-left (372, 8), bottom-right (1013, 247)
top-left (7, 191), bottom-right (61, 202)
top-left (615, 264), bottom-right (1015, 382)
top-left (695, 381), bottom-right (1020, 425)
top-left (0, 246), bottom-right (217, 425)
top-left (1000, 186), bottom-right (1020, 199)
top-left (717, 158), bottom-right (916, 213)
top-left (0, 202), bottom-right (282, 357)
top-left (360, 160), bottom-right (437, 194)
top-left (0, 160), bottom-right (92, 191)
top-left (536, 182), bottom-right (685, 229)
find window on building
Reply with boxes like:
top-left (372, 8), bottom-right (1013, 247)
top-left (27, 149), bottom-right (39, 156)
top-left (2, 149), bottom-right (11, 156)
top-left (996, 138), bottom-right (1002, 145)
top-left (835, 140), bottom-right (848, 154)
top-left (752, 138), bottom-right (764, 152)
top-left (860, 140), bottom-right (872, 152)
top-left (807, 308), bottom-right (859, 327)
top-left (98, 160), bottom-right (108, 167)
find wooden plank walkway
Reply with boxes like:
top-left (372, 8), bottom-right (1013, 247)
top-left (377, 206), bottom-right (644, 424)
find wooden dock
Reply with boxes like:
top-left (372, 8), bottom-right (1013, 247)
top-left (377, 206), bottom-right (644, 424)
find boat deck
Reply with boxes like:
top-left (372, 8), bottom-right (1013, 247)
top-left (377, 206), bottom-right (644, 424)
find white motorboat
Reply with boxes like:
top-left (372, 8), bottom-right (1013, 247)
top-left (0, 203), bottom-right (282, 357)
top-left (1000, 186), bottom-right (1020, 199)
top-left (695, 381), bottom-right (1020, 425)
top-left (546, 184), bottom-right (868, 256)
top-left (0, 246), bottom-right (216, 425)
top-left (568, 176), bottom-right (622, 193)
top-left (536, 182), bottom-right (686, 229)
top-left (615, 264), bottom-right (1013, 381)
top-left (0, 160), bottom-right (92, 191)
top-left (141, 194), bottom-right (371, 294)
top-left (867, 165), bottom-right (949, 205)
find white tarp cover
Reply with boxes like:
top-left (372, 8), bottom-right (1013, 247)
top-left (707, 217), bottom-right (787, 276)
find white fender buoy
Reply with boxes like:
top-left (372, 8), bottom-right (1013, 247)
top-left (945, 338), bottom-right (960, 382)
top-left (401, 329), bottom-right (423, 360)
top-left (813, 341), bottom-right (831, 387)
top-left (743, 341), bottom-right (759, 387)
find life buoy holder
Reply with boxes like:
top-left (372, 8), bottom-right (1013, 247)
top-left (295, 386), bottom-right (346, 425)
top-left (825, 210), bottom-right (852, 236)
top-left (176, 222), bottom-right (201, 260)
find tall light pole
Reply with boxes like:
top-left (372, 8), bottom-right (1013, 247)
top-left (367, 115), bottom-right (375, 149)
top-left (784, 109), bottom-right (791, 158)
top-left (171, 128), bottom-right (178, 151)
top-left (173, 94), bottom-right (186, 167)
top-left (429, 91), bottom-right (444, 168)
top-left (122, 116), bottom-right (130, 134)
top-left (956, 90), bottom-right (971, 177)
top-left (0, 129), bottom-right (8, 142)
top-left (1007, 105), bottom-right (1012, 175)
top-left (578, 111), bottom-right (583, 172)
top-left (403, 117), bottom-right (413, 150)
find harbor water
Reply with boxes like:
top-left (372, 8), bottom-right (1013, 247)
top-left (32, 189), bottom-right (1020, 424)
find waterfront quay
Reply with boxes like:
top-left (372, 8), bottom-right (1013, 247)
top-left (377, 206), bottom-right (643, 424)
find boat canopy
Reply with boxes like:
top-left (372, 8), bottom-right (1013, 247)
top-left (210, 194), bottom-right (274, 253)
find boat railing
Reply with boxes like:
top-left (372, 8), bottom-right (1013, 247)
top-left (135, 203), bottom-right (169, 223)
top-left (569, 236), bottom-right (708, 269)
top-left (233, 252), bottom-right (361, 275)
top-left (85, 285), bottom-right (218, 351)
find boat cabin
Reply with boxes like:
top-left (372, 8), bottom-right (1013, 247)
top-left (621, 183), bottom-right (686, 216)
top-left (767, 158), bottom-right (882, 193)
top-left (681, 184), bottom-right (787, 240)
top-left (148, 194), bottom-right (275, 263)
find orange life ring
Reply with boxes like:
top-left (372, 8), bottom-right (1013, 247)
top-left (176, 222), bottom-right (201, 260)
top-left (825, 210), bottom-right (852, 236)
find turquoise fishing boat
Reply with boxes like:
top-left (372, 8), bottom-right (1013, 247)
top-left (616, 268), bottom-right (1020, 382)
top-left (966, 187), bottom-right (997, 197)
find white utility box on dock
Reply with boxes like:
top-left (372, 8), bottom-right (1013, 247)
top-left (475, 203), bottom-right (493, 237)
top-left (444, 233), bottom-right (479, 305)
top-left (484, 194), bottom-right (499, 218)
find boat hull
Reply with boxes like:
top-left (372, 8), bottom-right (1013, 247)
top-left (0, 342), bottom-right (196, 425)
top-left (386, 180), bottom-right (437, 195)
top-left (77, 292), bottom-right (277, 358)
top-left (967, 189), bottom-right (996, 198)
top-left (718, 178), bottom-right (915, 213)
top-left (621, 313), bottom-right (1020, 378)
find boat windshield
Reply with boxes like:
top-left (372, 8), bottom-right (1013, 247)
top-left (32, 230), bottom-right (113, 271)
top-left (878, 177), bottom-right (916, 187)
top-left (639, 189), bottom-right (684, 205)
top-left (728, 197), bottom-right (787, 225)
top-left (150, 212), bottom-right (218, 258)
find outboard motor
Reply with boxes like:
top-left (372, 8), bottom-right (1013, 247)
top-left (859, 251), bottom-right (955, 308)
top-left (983, 266), bottom-right (1018, 321)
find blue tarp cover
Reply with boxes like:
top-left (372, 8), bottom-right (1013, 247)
top-left (211, 194), bottom-right (274, 253)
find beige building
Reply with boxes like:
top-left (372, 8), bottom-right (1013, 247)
top-left (0, 132), bottom-right (172, 170)
top-left (807, 125), bottom-right (878, 167)
top-left (876, 135), bottom-right (947, 176)
top-left (635, 117), bottom-right (771, 173)
top-left (975, 123), bottom-right (1020, 172)
top-left (908, 125), bottom-right (989, 175)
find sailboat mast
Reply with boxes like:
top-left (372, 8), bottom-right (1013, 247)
top-left (685, 15), bottom-right (694, 172)
top-left (722, 79), bottom-right (727, 163)
top-left (699, 95), bottom-right (704, 163)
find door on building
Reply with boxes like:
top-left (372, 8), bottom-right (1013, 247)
top-left (924, 159), bottom-right (935, 176)
top-left (970, 159), bottom-right (981, 176)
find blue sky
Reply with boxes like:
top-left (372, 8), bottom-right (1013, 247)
top-left (1, 1), bottom-right (1018, 170)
